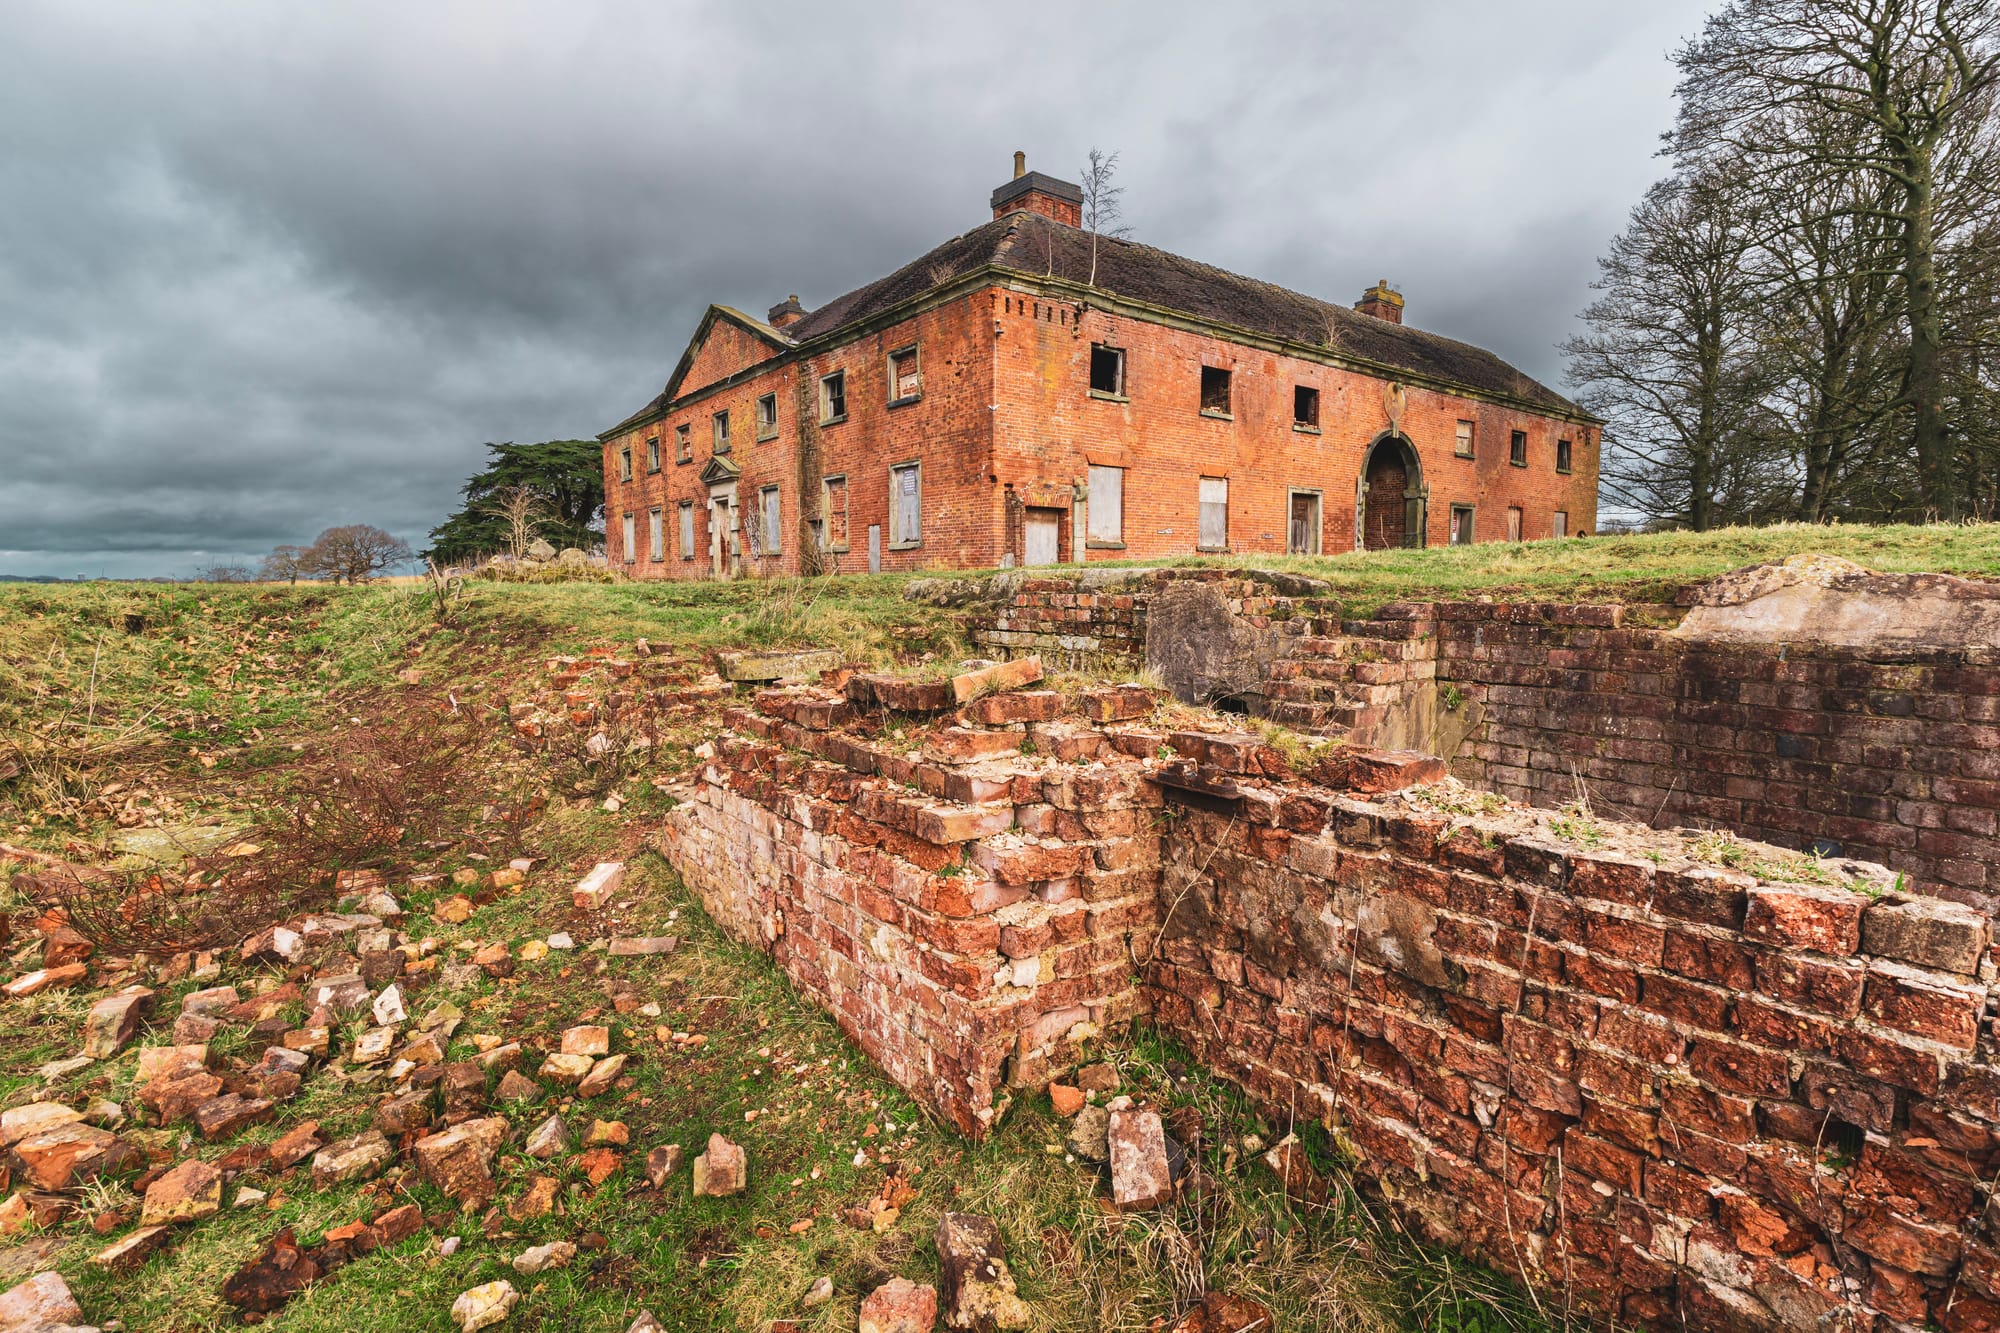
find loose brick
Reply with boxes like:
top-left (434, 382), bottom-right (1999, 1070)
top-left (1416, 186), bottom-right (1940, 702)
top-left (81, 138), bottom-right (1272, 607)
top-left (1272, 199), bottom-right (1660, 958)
top-left (1742, 885), bottom-right (1865, 956)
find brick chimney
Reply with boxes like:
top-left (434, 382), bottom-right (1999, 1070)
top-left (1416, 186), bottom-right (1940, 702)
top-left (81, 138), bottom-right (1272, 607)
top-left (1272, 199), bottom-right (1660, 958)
top-left (1355, 280), bottom-right (1404, 324)
top-left (990, 150), bottom-right (1082, 227)
top-left (767, 294), bottom-right (805, 330)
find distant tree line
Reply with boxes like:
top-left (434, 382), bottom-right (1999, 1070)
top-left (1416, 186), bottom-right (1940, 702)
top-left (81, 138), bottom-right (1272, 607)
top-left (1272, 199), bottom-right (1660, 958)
top-left (209, 525), bottom-right (413, 584)
top-left (1566, 0), bottom-right (2000, 530)
top-left (426, 440), bottom-right (605, 565)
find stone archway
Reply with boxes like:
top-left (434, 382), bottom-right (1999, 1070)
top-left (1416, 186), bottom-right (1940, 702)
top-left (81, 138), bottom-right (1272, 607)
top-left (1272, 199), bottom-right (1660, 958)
top-left (1356, 434), bottom-right (1426, 551)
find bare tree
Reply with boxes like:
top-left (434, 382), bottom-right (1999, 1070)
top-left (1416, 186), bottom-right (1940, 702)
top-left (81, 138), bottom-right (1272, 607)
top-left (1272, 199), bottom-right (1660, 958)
top-left (1672, 0), bottom-right (2000, 518)
top-left (305, 525), bottom-right (412, 584)
top-left (196, 564), bottom-right (255, 583)
top-left (259, 545), bottom-right (312, 584)
top-left (482, 485), bottom-right (550, 559)
top-left (1080, 147), bottom-right (1131, 287)
top-left (1563, 167), bottom-right (1782, 530)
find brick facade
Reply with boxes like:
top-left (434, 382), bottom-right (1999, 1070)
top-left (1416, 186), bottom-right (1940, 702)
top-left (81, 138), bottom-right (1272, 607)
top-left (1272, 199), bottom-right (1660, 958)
top-left (601, 171), bottom-right (1599, 577)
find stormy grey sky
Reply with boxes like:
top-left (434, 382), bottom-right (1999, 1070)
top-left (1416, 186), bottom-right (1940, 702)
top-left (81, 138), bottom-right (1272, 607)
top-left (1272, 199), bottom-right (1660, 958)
top-left (0, 0), bottom-right (1713, 579)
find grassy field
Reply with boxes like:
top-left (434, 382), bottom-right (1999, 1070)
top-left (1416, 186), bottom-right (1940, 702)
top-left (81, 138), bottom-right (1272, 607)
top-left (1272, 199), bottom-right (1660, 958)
top-left (0, 521), bottom-right (1993, 1331)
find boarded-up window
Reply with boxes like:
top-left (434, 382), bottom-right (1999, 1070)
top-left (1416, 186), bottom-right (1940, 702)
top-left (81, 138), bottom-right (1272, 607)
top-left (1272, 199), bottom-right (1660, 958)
top-left (888, 346), bottom-right (920, 402)
top-left (618, 448), bottom-right (632, 483)
top-left (1556, 438), bottom-right (1573, 473)
top-left (1552, 510), bottom-right (1569, 538)
top-left (1506, 507), bottom-right (1523, 541)
top-left (678, 502), bottom-right (695, 558)
top-left (646, 437), bottom-right (660, 472)
top-left (648, 507), bottom-right (664, 561)
top-left (756, 394), bottom-right (778, 439)
top-left (675, 424), bottom-right (691, 463)
top-left (1200, 366), bottom-right (1231, 415)
top-left (1451, 505), bottom-right (1475, 545)
top-left (1198, 476), bottom-right (1228, 549)
top-left (620, 513), bottom-right (636, 562)
top-left (889, 462), bottom-right (920, 547)
top-left (1087, 465), bottom-right (1124, 544)
top-left (822, 475), bottom-right (849, 549)
top-left (821, 372), bottom-right (847, 423)
top-left (760, 486), bottom-right (782, 554)
top-left (1455, 421), bottom-right (1475, 457)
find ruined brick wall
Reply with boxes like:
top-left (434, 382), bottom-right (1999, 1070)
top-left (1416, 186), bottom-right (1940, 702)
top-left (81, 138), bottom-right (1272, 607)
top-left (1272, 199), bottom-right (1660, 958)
top-left (658, 680), bottom-right (1166, 1136)
top-left (1431, 603), bottom-right (2000, 912)
top-left (1144, 748), bottom-right (2000, 1331)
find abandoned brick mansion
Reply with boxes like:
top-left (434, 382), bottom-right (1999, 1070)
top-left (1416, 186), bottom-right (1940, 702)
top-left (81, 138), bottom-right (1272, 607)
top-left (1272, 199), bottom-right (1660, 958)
top-left (600, 155), bottom-right (1600, 577)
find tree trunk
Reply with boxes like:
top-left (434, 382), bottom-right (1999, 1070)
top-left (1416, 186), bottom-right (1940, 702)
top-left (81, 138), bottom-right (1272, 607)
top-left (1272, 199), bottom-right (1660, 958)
top-left (1900, 162), bottom-right (1957, 518)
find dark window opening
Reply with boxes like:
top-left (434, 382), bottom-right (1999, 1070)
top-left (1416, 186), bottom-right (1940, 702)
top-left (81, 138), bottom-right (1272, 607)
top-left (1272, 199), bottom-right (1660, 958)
top-left (888, 346), bottom-right (920, 403)
top-left (645, 437), bottom-right (660, 472)
top-left (1293, 385), bottom-right (1320, 429)
top-left (1089, 344), bottom-right (1125, 396)
top-left (1450, 505), bottom-right (1475, 546)
top-left (1509, 430), bottom-right (1527, 466)
top-left (1200, 366), bottom-right (1231, 416)
top-left (1556, 438), bottom-right (1573, 473)
top-left (713, 410), bottom-right (731, 454)
top-left (820, 372), bottom-right (847, 424)
top-left (674, 424), bottom-right (691, 463)
top-left (756, 393), bottom-right (778, 439)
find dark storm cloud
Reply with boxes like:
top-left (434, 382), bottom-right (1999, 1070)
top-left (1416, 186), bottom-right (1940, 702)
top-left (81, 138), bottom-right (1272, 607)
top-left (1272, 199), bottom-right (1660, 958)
top-left (0, 0), bottom-right (1710, 578)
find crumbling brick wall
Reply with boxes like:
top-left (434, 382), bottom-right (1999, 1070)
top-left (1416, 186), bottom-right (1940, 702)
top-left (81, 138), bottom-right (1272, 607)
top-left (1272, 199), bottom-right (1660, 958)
top-left (659, 676), bottom-right (1167, 1136)
top-left (1144, 743), bottom-right (2000, 1331)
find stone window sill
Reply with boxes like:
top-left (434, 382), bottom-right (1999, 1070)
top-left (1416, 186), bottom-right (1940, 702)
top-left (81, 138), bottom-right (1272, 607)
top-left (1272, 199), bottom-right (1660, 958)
top-left (1293, 424), bottom-right (1320, 435)
top-left (887, 395), bottom-right (921, 409)
top-left (1088, 389), bottom-right (1129, 403)
top-left (1086, 540), bottom-right (1126, 550)
top-left (1199, 410), bottom-right (1234, 421)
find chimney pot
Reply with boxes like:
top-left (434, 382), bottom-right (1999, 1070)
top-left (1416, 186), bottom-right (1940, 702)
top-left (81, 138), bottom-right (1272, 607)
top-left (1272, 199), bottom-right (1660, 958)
top-left (1013, 150), bottom-right (1026, 179)
top-left (990, 156), bottom-right (1083, 226)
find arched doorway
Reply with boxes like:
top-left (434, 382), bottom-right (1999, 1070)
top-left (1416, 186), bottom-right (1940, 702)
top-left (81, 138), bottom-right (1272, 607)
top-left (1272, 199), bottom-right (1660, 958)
top-left (1356, 434), bottom-right (1427, 551)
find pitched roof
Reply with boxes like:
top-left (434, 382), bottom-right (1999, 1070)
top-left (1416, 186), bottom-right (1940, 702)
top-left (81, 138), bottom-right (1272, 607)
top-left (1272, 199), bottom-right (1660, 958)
top-left (787, 210), bottom-right (1584, 416)
top-left (609, 209), bottom-right (1584, 435)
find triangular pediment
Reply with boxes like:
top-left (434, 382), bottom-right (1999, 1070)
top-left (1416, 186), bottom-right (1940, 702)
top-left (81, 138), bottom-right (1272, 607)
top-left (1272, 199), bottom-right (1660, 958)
top-left (660, 305), bottom-right (793, 406)
top-left (698, 454), bottom-right (741, 485)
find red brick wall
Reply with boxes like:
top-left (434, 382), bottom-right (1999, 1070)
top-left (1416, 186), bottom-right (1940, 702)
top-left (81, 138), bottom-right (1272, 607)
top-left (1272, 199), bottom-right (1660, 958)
top-left (602, 299), bottom-right (1000, 576)
top-left (1146, 754), bottom-right (2000, 1331)
top-left (990, 295), bottom-right (1599, 560)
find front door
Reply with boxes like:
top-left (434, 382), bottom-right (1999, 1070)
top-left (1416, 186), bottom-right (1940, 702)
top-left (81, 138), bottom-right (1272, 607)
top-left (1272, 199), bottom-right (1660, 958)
top-left (1362, 448), bottom-right (1409, 551)
top-left (709, 490), bottom-right (735, 578)
top-left (1288, 492), bottom-right (1321, 555)
top-left (1023, 508), bottom-right (1061, 566)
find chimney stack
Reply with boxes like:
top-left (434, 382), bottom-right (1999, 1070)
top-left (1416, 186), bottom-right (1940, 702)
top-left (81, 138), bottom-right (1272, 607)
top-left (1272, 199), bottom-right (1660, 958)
top-left (767, 294), bottom-right (805, 330)
top-left (1355, 280), bottom-right (1404, 325)
top-left (990, 151), bottom-right (1082, 226)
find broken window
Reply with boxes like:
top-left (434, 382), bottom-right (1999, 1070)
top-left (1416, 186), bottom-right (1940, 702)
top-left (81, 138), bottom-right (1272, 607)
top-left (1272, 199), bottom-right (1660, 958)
top-left (820, 371), bottom-right (847, 424)
top-left (648, 507), bottom-right (664, 561)
top-left (759, 485), bottom-right (782, 555)
top-left (1553, 510), bottom-right (1569, 538)
top-left (1556, 438), bottom-right (1573, 474)
top-left (1510, 430), bottom-right (1527, 466)
top-left (1451, 505), bottom-right (1475, 545)
top-left (1455, 420), bottom-right (1475, 458)
top-left (889, 462), bottom-right (921, 548)
top-left (1200, 366), bottom-right (1232, 416)
top-left (713, 410), bottom-right (731, 454)
top-left (675, 424), bottom-right (691, 463)
top-left (757, 394), bottom-right (778, 440)
top-left (621, 512), bottom-right (636, 562)
top-left (645, 437), bottom-right (661, 473)
top-left (822, 474), bottom-right (849, 550)
top-left (678, 501), bottom-right (695, 559)
top-left (618, 447), bottom-right (633, 483)
top-left (1087, 465), bottom-right (1124, 544)
top-left (1089, 344), bottom-right (1126, 397)
top-left (1288, 490), bottom-right (1321, 554)
top-left (1293, 386), bottom-right (1320, 429)
top-left (888, 346), bottom-right (921, 403)
top-left (1506, 507), bottom-right (1523, 542)
top-left (1198, 476), bottom-right (1229, 550)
